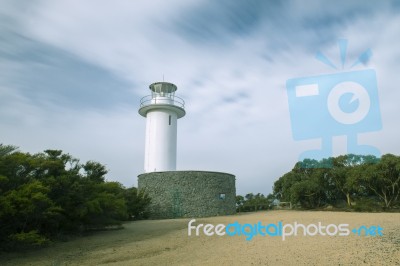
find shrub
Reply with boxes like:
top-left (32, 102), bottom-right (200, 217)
top-left (8, 230), bottom-right (50, 250)
top-left (352, 198), bottom-right (383, 212)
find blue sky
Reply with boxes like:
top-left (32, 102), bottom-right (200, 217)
top-left (1, 0), bottom-right (400, 195)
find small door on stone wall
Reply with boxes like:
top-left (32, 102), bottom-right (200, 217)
top-left (172, 190), bottom-right (182, 218)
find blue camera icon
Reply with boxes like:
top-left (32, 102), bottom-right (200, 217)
top-left (286, 69), bottom-right (382, 162)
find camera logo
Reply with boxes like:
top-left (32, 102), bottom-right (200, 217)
top-left (286, 39), bottom-right (382, 165)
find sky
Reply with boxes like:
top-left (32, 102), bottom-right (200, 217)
top-left (1, 0), bottom-right (400, 195)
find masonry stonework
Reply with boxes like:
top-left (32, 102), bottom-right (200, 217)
top-left (138, 171), bottom-right (236, 218)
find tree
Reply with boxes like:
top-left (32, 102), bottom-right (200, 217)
top-left (0, 180), bottom-right (62, 247)
top-left (328, 155), bottom-right (367, 206)
top-left (273, 171), bottom-right (302, 202)
top-left (289, 174), bottom-right (326, 209)
top-left (125, 187), bottom-right (151, 219)
top-left (360, 154), bottom-right (400, 208)
top-left (235, 195), bottom-right (245, 212)
top-left (83, 161), bottom-right (108, 183)
top-left (0, 144), bottom-right (152, 250)
top-left (236, 193), bottom-right (271, 212)
top-left (0, 144), bottom-right (18, 157)
top-left (272, 154), bottom-right (386, 209)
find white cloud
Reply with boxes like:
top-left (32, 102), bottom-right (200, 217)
top-left (1, 0), bottom-right (399, 195)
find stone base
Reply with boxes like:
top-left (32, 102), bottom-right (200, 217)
top-left (138, 171), bottom-right (236, 219)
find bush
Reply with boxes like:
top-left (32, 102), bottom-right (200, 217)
top-left (8, 230), bottom-right (50, 250)
top-left (125, 188), bottom-right (151, 220)
top-left (352, 198), bottom-right (383, 212)
top-left (0, 145), bottom-right (152, 251)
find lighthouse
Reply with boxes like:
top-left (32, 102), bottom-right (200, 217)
top-left (138, 81), bottom-right (236, 219)
top-left (138, 82), bottom-right (185, 172)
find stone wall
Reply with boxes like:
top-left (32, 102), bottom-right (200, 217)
top-left (138, 171), bottom-right (236, 218)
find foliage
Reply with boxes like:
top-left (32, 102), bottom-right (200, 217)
top-left (352, 197), bottom-right (383, 212)
top-left (273, 154), bottom-right (400, 210)
top-left (236, 193), bottom-right (274, 212)
top-left (0, 144), bottom-right (150, 251)
top-left (0, 144), bottom-right (18, 157)
top-left (8, 230), bottom-right (50, 249)
top-left (358, 154), bottom-right (400, 208)
top-left (125, 187), bottom-right (151, 220)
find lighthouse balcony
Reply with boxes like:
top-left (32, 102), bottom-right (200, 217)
top-left (140, 95), bottom-right (185, 109)
top-left (139, 95), bottom-right (186, 118)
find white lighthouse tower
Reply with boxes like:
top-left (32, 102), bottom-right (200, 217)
top-left (139, 82), bottom-right (185, 172)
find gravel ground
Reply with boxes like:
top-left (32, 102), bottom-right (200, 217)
top-left (1, 210), bottom-right (399, 265)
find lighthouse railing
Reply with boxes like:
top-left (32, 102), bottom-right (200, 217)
top-left (140, 95), bottom-right (185, 109)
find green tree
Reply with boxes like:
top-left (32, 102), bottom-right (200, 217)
top-left (360, 154), bottom-right (400, 208)
top-left (236, 195), bottom-right (245, 212)
top-left (83, 161), bottom-right (107, 183)
top-left (236, 193), bottom-right (271, 212)
top-left (329, 155), bottom-right (364, 206)
top-left (0, 180), bottom-right (62, 248)
top-left (273, 171), bottom-right (302, 202)
top-left (0, 144), bottom-right (18, 157)
top-left (125, 187), bottom-right (151, 219)
top-left (0, 144), bottom-right (152, 250)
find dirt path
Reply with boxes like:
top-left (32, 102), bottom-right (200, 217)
top-left (1, 211), bottom-right (400, 265)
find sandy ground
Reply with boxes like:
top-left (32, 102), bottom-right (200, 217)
top-left (1, 210), bottom-right (400, 265)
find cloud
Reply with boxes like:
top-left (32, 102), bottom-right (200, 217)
top-left (1, 0), bottom-right (400, 195)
